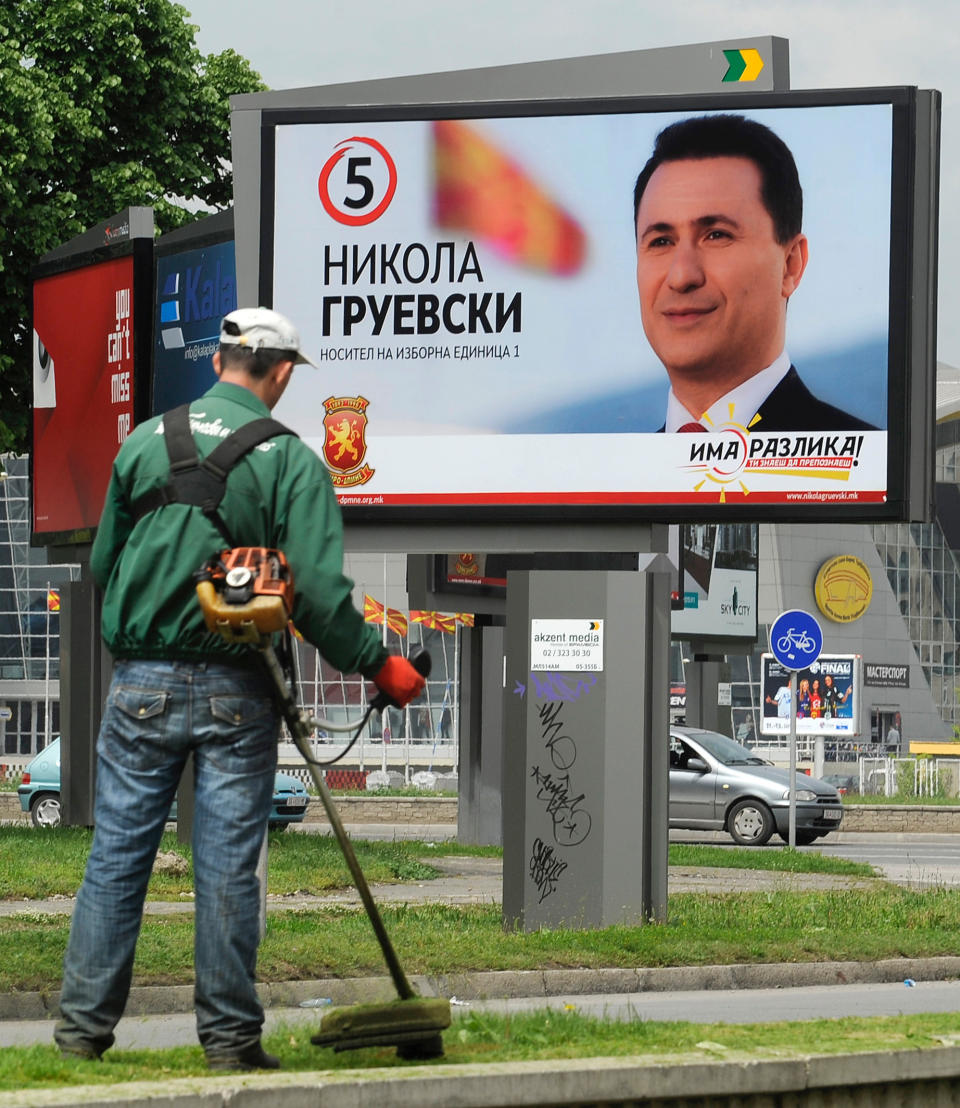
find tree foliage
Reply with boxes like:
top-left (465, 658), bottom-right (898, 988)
top-left (0, 0), bottom-right (266, 453)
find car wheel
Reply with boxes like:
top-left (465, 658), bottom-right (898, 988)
top-left (727, 799), bottom-right (774, 846)
top-left (30, 793), bottom-right (62, 829)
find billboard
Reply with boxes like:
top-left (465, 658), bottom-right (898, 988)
top-left (760, 653), bottom-right (862, 736)
top-left (32, 244), bottom-right (151, 543)
top-left (152, 213), bottom-right (237, 414)
top-left (261, 87), bottom-right (937, 524)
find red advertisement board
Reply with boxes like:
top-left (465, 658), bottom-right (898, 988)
top-left (32, 256), bottom-right (136, 538)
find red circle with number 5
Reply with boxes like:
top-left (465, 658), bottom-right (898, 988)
top-left (318, 136), bottom-right (398, 226)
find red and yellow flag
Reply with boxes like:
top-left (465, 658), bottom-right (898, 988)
top-left (47, 589), bottom-right (60, 613)
top-left (455, 613), bottom-right (475, 628)
top-left (363, 595), bottom-right (408, 636)
top-left (432, 119), bottom-right (587, 276)
top-left (410, 610), bottom-right (457, 634)
top-left (386, 609), bottom-right (409, 636)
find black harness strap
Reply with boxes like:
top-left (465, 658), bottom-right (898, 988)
top-left (130, 403), bottom-right (296, 547)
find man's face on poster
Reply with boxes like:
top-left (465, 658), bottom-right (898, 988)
top-left (634, 156), bottom-right (807, 392)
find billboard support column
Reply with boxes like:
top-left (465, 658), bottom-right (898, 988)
top-left (685, 653), bottom-right (731, 734)
top-left (61, 562), bottom-right (109, 827)
top-left (503, 563), bottom-right (670, 931)
top-left (814, 736), bottom-right (825, 778)
top-left (457, 623), bottom-right (504, 846)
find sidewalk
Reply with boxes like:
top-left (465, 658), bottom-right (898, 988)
top-left (0, 846), bottom-right (884, 919)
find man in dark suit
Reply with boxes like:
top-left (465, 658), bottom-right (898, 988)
top-left (634, 114), bottom-right (875, 433)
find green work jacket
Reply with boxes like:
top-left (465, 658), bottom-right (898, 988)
top-left (91, 381), bottom-right (387, 676)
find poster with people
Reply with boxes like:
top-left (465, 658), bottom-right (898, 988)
top-left (760, 654), bottom-right (861, 736)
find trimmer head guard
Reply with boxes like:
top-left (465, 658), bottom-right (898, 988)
top-left (310, 997), bottom-right (451, 1058)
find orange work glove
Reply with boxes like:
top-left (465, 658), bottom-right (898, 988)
top-left (372, 655), bottom-right (427, 708)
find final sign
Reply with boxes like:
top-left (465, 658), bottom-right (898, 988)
top-left (531, 619), bottom-right (604, 672)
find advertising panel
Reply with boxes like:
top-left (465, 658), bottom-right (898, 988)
top-left (152, 237), bottom-right (236, 413)
top-left (262, 87), bottom-right (931, 522)
top-left (760, 653), bottom-right (861, 736)
top-left (32, 256), bottom-right (137, 539)
top-left (670, 523), bottom-right (758, 639)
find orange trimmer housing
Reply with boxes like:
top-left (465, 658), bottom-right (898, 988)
top-left (196, 547), bottom-right (295, 644)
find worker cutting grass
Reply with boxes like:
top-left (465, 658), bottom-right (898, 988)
top-left (55, 308), bottom-right (438, 1072)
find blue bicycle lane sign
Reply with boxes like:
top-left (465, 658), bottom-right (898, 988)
top-left (769, 609), bottom-right (823, 670)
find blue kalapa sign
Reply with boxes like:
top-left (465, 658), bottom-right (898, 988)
top-left (152, 239), bottom-right (237, 414)
top-left (769, 609), bottom-right (823, 670)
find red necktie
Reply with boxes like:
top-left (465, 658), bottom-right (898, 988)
top-left (677, 422), bottom-right (707, 432)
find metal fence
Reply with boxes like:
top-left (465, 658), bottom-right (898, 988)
top-left (287, 620), bottom-right (461, 781)
top-left (857, 756), bottom-right (959, 797)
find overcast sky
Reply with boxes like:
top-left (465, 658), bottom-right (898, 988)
top-left (182, 0), bottom-right (960, 365)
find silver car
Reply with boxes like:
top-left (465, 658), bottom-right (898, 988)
top-left (669, 727), bottom-right (844, 846)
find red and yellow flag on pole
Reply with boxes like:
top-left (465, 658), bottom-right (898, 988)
top-left (386, 609), bottom-right (408, 636)
top-left (432, 119), bottom-right (587, 276)
top-left (47, 589), bottom-right (60, 613)
top-left (363, 595), bottom-right (408, 636)
top-left (410, 610), bottom-right (458, 634)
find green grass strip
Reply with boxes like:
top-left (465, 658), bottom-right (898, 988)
top-left (3, 883), bottom-right (959, 993)
top-left (3, 1011), bottom-right (960, 1092)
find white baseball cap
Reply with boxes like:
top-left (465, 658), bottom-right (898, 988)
top-left (219, 307), bottom-right (317, 367)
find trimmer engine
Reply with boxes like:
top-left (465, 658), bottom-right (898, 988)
top-left (195, 547), bottom-right (294, 643)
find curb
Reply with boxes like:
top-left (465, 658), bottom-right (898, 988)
top-left (3, 1045), bottom-right (960, 1108)
top-left (5, 955), bottom-right (960, 1023)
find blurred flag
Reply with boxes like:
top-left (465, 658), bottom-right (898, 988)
top-left (432, 119), bottom-right (587, 276)
top-left (455, 613), bottom-right (475, 627)
top-left (363, 595), bottom-right (408, 636)
top-left (47, 589), bottom-right (60, 613)
top-left (410, 610), bottom-right (457, 634)
top-left (386, 609), bottom-right (408, 636)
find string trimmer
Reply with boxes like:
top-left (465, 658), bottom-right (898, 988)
top-left (196, 547), bottom-right (450, 1058)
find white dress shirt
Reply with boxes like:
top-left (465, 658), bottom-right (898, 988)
top-left (664, 351), bottom-right (792, 432)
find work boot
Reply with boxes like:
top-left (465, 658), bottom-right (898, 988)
top-left (206, 1042), bottom-right (281, 1072)
top-left (58, 1043), bottom-right (103, 1062)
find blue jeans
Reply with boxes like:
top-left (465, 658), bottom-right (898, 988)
top-left (55, 659), bottom-right (279, 1057)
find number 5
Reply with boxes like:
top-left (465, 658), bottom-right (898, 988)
top-left (343, 156), bottom-right (374, 210)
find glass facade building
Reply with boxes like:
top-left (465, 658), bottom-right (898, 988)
top-left (0, 455), bottom-right (80, 755)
